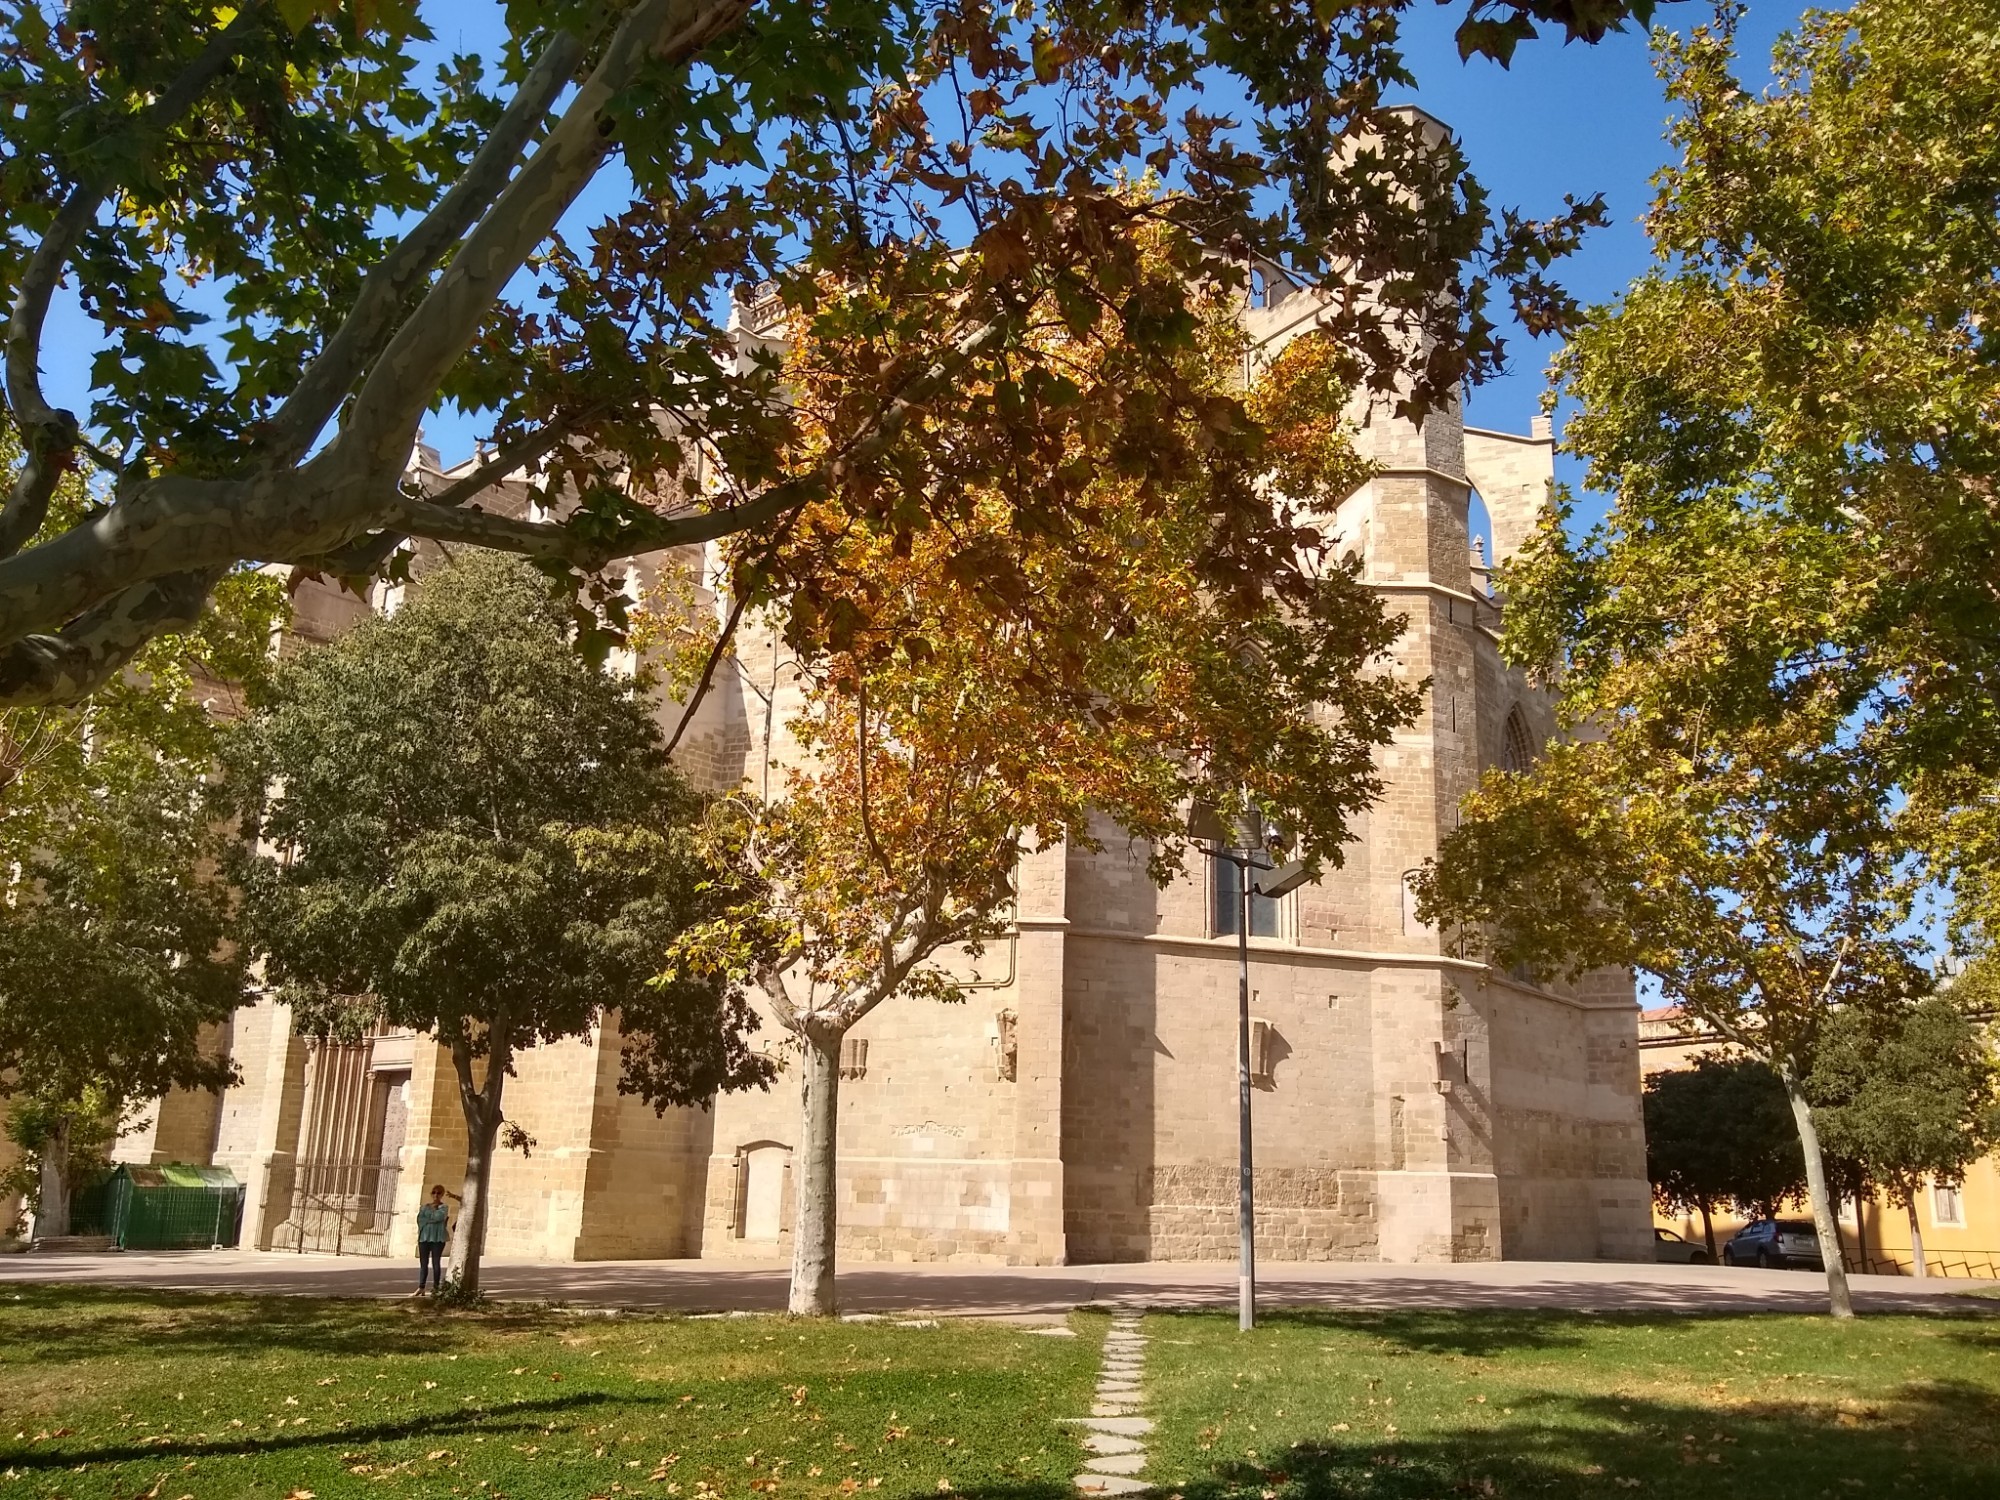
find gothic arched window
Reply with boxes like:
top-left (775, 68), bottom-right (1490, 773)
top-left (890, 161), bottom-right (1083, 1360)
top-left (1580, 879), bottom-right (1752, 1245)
top-left (1501, 708), bottom-right (1536, 774)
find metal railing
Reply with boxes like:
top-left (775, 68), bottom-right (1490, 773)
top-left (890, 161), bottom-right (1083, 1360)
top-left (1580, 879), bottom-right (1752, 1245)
top-left (1848, 1249), bottom-right (2000, 1280)
top-left (284, 1157), bottom-right (400, 1256)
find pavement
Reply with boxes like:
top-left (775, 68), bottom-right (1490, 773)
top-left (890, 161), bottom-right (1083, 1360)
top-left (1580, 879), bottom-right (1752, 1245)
top-left (1, 1250), bottom-right (1993, 1319)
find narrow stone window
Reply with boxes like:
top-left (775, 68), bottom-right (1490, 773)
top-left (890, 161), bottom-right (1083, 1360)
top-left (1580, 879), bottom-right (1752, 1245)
top-left (1213, 856), bottom-right (1280, 938)
top-left (1502, 707), bottom-right (1536, 773)
top-left (839, 1036), bottom-right (869, 1079)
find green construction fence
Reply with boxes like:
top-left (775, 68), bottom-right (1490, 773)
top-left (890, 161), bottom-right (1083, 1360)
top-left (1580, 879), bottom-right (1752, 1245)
top-left (69, 1164), bottom-right (244, 1250)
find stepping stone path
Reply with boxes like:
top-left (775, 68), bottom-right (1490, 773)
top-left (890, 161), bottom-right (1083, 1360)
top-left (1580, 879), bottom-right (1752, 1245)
top-left (1064, 1311), bottom-right (1153, 1495)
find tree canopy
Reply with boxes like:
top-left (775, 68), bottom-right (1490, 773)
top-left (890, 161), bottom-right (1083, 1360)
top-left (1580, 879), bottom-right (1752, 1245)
top-left (0, 0), bottom-right (1644, 704)
top-left (1409, 0), bottom-right (1994, 1321)
top-left (1644, 1053), bottom-right (1805, 1257)
top-left (1807, 994), bottom-right (2000, 1275)
top-left (1506, 0), bottom-right (2000, 933)
top-left (0, 430), bottom-right (279, 1236)
top-left (227, 550), bottom-right (772, 1289)
top-left (670, 277), bottom-right (1422, 1311)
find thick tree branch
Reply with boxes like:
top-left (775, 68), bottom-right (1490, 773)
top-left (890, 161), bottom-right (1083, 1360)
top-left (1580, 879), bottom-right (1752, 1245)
top-left (262, 28), bottom-right (589, 464)
top-left (0, 566), bottom-right (222, 706)
top-left (303, 410), bottom-right (601, 579)
top-left (384, 314), bottom-right (1013, 568)
top-left (0, 266), bottom-right (1003, 707)
top-left (2, 8), bottom-right (260, 559)
top-left (337, 0), bottom-right (752, 474)
top-left (387, 478), bottom-right (804, 564)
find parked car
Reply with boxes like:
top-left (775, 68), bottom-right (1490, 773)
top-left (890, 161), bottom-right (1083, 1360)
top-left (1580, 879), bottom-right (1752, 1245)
top-left (1721, 1218), bottom-right (1824, 1269)
top-left (1653, 1227), bottom-right (1711, 1265)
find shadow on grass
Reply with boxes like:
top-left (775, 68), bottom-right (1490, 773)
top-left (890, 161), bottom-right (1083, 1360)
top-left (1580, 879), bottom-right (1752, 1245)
top-left (1230, 1307), bottom-right (1595, 1358)
top-left (0, 1284), bottom-right (555, 1361)
top-left (1163, 1380), bottom-right (2000, 1500)
top-left (0, 1390), bottom-right (641, 1472)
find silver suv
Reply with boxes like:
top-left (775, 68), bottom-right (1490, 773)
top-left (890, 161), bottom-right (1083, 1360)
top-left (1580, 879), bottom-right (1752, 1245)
top-left (1721, 1218), bottom-right (1824, 1270)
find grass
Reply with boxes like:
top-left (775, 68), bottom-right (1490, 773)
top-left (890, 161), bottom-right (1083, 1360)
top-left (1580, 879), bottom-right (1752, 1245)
top-left (0, 1288), bottom-right (1104, 1500)
top-left (1141, 1306), bottom-right (2000, 1500)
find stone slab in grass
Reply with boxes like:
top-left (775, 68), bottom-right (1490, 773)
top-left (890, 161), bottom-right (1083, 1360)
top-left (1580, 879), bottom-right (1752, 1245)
top-left (1074, 1473), bottom-right (1150, 1494)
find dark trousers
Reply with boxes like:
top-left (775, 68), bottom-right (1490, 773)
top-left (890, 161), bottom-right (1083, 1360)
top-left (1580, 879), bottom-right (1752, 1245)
top-left (417, 1241), bottom-right (444, 1290)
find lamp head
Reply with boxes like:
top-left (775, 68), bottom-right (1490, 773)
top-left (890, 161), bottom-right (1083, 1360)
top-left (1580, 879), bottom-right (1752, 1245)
top-left (1251, 857), bottom-right (1318, 899)
top-left (1186, 800), bottom-right (1233, 845)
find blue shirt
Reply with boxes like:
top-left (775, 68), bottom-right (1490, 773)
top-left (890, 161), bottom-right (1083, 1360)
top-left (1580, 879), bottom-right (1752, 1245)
top-left (416, 1202), bottom-right (449, 1244)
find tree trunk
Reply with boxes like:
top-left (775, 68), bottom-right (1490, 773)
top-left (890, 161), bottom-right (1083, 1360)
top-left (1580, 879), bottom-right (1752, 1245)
top-left (1854, 1189), bottom-right (1871, 1274)
top-left (448, 1035), bottom-right (510, 1297)
top-left (1698, 1199), bottom-right (1716, 1260)
top-left (1904, 1189), bottom-right (1927, 1279)
top-left (1777, 1064), bottom-right (1855, 1319)
top-left (789, 1028), bottom-right (842, 1317)
top-left (34, 1116), bottom-right (71, 1239)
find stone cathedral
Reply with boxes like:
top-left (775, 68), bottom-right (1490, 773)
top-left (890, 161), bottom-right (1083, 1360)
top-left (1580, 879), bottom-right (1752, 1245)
top-left (85, 218), bottom-right (1653, 1268)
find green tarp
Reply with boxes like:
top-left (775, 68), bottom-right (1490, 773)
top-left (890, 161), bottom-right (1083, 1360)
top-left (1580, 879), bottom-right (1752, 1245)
top-left (70, 1163), bottom-right (244, 1251)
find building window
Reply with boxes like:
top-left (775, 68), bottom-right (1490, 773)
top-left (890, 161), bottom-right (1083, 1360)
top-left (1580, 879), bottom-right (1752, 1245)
top-left (1213, 856), bottom-right (1280, 938)
top-left (1502, 707), bottom-right (1536, 774)
top-left (1932, 1180), bottom-right (1966, 1228)
top-left (838, 1036), bottom-right (869, 1079)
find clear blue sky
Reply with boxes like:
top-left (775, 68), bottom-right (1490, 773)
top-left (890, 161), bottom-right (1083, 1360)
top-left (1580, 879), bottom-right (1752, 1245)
top-left (1390, 2), bottom-right (1795, 475)
top-left (36, 1), bottom-right (1804, 488)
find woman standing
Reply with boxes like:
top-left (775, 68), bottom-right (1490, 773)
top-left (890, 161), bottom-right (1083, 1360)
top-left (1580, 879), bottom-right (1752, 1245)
top-left (414, 1184), bottom-right (452, 1294)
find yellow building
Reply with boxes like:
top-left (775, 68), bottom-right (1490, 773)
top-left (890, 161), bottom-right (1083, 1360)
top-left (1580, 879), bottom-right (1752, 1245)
top-left (1638, 1007), bottom-right (2000, 1278)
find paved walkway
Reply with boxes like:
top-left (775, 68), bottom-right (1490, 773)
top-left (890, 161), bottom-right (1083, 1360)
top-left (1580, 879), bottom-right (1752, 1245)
top-left (0, 1251), bottom-right (1991, 1318)
top-left (1068, 1313), bottom-right (1153, 1495)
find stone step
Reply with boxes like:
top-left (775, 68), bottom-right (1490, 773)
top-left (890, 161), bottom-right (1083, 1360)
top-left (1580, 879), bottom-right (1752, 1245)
top-left (1081, 1453), bottom-right (1146, 1476)
top-left (1074, 1475), bottom-right (1150, 1495)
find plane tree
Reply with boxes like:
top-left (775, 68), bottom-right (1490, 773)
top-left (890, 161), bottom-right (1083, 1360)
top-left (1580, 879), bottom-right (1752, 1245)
top-left (1643, 1054), bottom-right (1805, 1258)
top-left (668, 313), bottom-right (1424, 1315)
top-left (1412, 0), bottom-right (2000, 1321)
top-left (0, 433), bottom-right (279, 1236)
top-left (1807, 996), bottom-right (2000, 1277)
top-left (0, 0), bottom-right (1644, 705)
top-left (225, 551), bottom-right (772, 1292)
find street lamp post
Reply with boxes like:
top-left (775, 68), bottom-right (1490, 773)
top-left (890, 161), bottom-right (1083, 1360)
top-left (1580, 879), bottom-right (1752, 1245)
top-left (1233, 850), bottom-right (1255, 1332)
top-left (1189, 803), bottom-right (1317, 1333)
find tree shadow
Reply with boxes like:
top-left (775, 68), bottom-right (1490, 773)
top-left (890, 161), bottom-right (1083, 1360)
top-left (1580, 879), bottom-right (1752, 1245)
top-left (0, 1390), bottom-right (638, 1472)
top-left (1202, 1306), bottom-right (1592, 1358)
top-left (1161, 1379), bottom-right (2000, 1500)
top-left (0, 1285), bottom-right (558, 1362)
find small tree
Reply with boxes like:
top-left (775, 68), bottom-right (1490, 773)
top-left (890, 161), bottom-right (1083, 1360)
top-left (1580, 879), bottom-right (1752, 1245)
top-left (1644, 1054), bottom-right (1805, 1258)
top-left (230, 552), bottom-right (771, 1291)
top-left (0, 432), bottom-right (277, 1237)
top-left (674, 322), bottom-right (1422, 1315)
top-left (0, 746), bottom-right (251, 1236)
top-left (1414, 705), bottom-right (1924, 1319)
top-left (1808, 997), bottom-right (2000, 1277)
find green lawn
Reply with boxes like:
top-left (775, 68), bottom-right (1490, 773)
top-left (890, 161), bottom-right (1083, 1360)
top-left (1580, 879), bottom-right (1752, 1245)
top-left (1141, 1307), bottom-right (2000, 1499)
top-left (0, 1289), bottom-right (1102, 1500)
